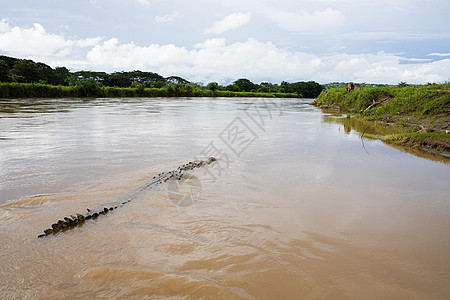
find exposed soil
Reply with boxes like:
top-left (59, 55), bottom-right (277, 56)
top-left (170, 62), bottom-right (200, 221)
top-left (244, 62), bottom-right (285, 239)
top-left (382, 113), bottom-right (450, 133)
top-left (383, 134), bottom-right (450, 160)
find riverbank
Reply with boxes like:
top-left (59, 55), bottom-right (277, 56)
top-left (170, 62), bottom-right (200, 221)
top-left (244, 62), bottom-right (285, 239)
top-left (0, 82), bottom-right (298, 99)
top-left (313, 83), bottom-right (450, 157)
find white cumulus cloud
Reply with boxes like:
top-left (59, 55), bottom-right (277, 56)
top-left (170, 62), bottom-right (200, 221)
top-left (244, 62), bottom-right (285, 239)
top-left (205, 12), bottom-right (252, 34)
top-left (0, 19), bottom-right (74, 57)
top-left (82, 37), bottom-right (450, 85)
top-left (1, 20), bottom-right (448, 85)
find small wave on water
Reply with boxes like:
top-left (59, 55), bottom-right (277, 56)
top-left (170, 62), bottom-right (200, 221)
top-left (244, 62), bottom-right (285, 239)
top-left (79, 267), bottom-right (247, 299)
top-left (0, 193), bottom-right (88, 208)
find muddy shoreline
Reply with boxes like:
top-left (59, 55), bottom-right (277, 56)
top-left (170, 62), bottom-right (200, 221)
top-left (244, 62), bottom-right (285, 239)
top-left (319, 108), bottom-right (450, 163)
top-left (313, 84), bottom-right (450, 162)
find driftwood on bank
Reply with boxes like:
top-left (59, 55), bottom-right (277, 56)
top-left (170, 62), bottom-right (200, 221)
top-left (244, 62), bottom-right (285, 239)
top-left (362, 96), bottom-right (391, 112)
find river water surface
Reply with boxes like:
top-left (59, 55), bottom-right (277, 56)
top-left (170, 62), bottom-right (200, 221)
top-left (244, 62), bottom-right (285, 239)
top-left (1, 98), bottom-right (449, 299)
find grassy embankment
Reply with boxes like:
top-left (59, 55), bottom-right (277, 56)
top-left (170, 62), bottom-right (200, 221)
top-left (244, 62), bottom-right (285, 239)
top-left (0, 82), bottom-right (298, 99)
top-left (313, 83), bottom-right (450, 155)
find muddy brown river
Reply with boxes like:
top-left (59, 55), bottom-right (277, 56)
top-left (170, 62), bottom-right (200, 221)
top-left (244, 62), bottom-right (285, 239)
top-left (1, 98), bottom-right (449, 299)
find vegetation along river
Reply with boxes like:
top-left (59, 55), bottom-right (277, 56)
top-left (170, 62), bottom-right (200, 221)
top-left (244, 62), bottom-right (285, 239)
top-left (0, 97), bottom-right (449, 299)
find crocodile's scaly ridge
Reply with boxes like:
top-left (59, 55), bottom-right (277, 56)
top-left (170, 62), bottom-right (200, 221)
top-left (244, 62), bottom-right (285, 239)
top-left (38, 157), bottom-right (216, 238)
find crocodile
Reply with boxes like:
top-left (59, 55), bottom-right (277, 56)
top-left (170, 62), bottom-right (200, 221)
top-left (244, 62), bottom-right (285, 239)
top-left (38, 157), bottom-right (217, 238)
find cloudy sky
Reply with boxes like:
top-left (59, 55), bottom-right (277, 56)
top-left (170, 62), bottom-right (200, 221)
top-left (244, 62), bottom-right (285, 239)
top-left (1, 0), bottom-right (449, 84)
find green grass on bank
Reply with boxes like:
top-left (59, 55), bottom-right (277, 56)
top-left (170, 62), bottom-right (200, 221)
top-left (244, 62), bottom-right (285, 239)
top-left (313, 83), bottom-right (450, 119)
top-left (314, 83), bottom-right (450, 157)
top-left (0, 82), bottom-right (299, 99)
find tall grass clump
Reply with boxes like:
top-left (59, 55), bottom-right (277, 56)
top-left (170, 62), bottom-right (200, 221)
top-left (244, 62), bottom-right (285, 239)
top-left (314, 83), bottom-right (449, 118)
top-left (315, 87), bottom-right (395, 113)
top-left (366, 84), bottom-right (450, 118)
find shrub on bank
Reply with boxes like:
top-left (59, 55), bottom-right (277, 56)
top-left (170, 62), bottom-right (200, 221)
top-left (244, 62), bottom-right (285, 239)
top-left (0, 82), bottom-right (300, 99)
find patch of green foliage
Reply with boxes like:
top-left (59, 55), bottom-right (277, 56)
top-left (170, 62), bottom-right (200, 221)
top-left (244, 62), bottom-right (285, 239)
top-left (0, 82), bottom-right (73, 98)
top-left (362, 84), bottom-right (449, 118)
top-left (314, 83), bottom-right (450, 118)
top-left (0, 82), bottom-right (299, 99)
top-left (314, 86), bottom-right (395, 113)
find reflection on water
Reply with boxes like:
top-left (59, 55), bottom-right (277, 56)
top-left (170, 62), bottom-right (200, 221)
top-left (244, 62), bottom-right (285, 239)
top-left (386, 143), bottom-right (450, 164)
top-left (323, 113), bottom-right (401, 137)
top-left (324, 114), bottom-right (450, 163)
top-left (1, 98), bottom-right (449, 299)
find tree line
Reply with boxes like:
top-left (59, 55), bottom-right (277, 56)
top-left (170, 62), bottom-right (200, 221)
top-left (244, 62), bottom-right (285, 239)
top-left (0, 55), bottom-right (324, 98)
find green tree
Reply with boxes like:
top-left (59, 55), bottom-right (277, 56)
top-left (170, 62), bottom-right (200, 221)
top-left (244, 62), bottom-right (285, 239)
top-left (75, 79), bottom-right (102, 97)
top-left (233, 78), bottom-right (256, 92)
top-left (10, 60), bottom-right (42, 83)
top-left (166, 76), bottom-right (190, 85)
top-left (73, 71), bottom-right (108, 85)
top-left (127, 70), bottom-right (165, 87)
top-left (131, 81), bottom-right (146, 96)
top-left (0, 56), bottom-right (19, 69)
top-left (0, 60), bottom-right (10, 82)
top-left (184, 84), bottom-right (194, 97)
top-left (152, 80), bottom-right (166, 88)
top-left (207, 82), bottom-right (219, 91)
top-left (281, 81), bottom-right (323, 98)
top-left (54, 67), bottom-right (70, 85)
top-left (37, 62), bottom-right (58, 84)
top-left (105, 72), bottom-right (132, 87)
top-left (258, 82), bottom-right (280, 93)
top-left (280, 81), bottom-right (294, 93)
top-left (304, 81), bottom-right (324, 98)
